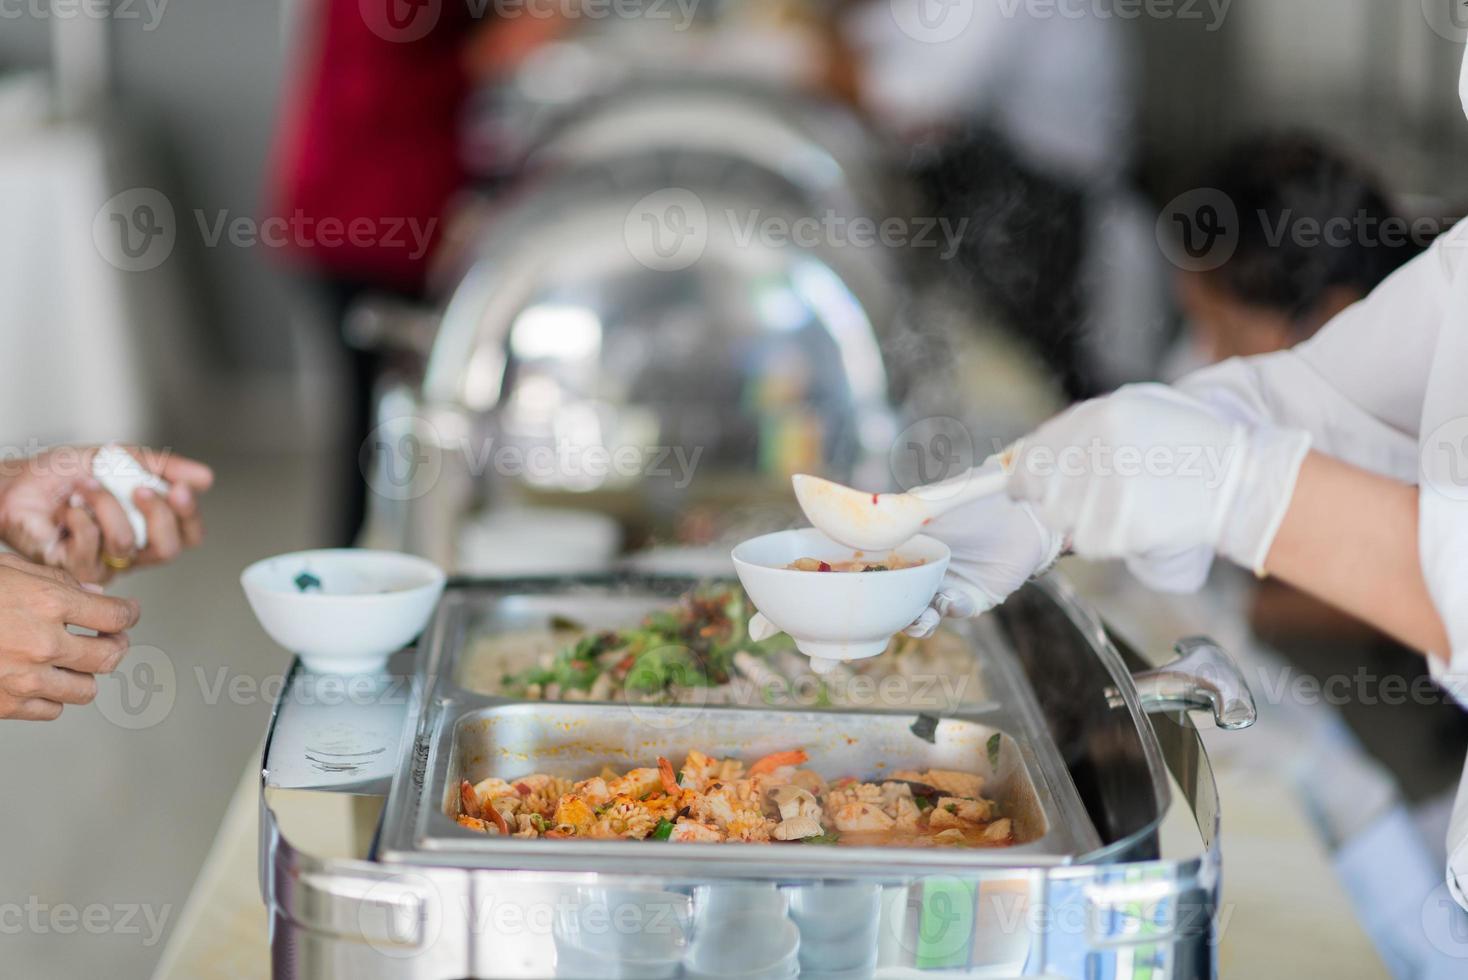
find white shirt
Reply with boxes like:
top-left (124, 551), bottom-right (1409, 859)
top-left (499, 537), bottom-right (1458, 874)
top-left (1176, 221), bottom-right (1468, 909)
top-left (845, 0), bottom-right (1135, 186)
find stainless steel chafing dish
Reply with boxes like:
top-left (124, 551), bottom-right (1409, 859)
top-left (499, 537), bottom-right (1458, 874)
top-left (261, 572), bottom-right (1254, 978)
top-left (359, 64), bottom-right (1056, 570)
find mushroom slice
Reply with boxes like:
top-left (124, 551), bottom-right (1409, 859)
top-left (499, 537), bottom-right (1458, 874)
top-left (773, 815), bottom-right (825, 841)
top-left (770, 784), bottom-right (821, 821)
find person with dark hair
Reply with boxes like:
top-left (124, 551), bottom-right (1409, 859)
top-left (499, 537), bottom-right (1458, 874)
top-left (1166, 135), bottom-right (1468, 815)
top-left (1176, 134), bottom-right (1421, 363)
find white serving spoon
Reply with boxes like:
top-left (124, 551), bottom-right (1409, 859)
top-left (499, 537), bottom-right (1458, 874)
top-left (792, 463), bottom-right (1011, 552)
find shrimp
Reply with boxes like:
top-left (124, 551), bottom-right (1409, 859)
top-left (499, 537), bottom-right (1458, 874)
top-left (748, 749), bottom-right (808, 777)
top-left (460, 780), bottom-right (482, 820)
top-left (657, 756), bottom-right (680, 796)
top-left (483, 801), bottom-right (510, 835)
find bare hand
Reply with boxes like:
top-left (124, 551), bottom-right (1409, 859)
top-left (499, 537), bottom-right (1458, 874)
top-left (0, 555), bottom-right (140, 721)
top-left (0, 446), bottom-right (214, 584)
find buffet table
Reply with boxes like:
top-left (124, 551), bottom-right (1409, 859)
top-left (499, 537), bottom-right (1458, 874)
top-left (150, 598), bottom-right (1389, 980)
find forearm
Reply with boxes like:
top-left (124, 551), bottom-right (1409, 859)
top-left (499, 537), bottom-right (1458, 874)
top-left (1263, 452), bottom-right (1449, 660)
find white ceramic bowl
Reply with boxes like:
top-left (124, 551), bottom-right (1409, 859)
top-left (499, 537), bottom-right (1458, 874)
top-left (241, 549), bottom-right (446, 674)
top-left (731, 528), bottom-right (949, 674)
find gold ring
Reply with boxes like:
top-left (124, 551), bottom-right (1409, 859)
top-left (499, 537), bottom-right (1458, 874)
top-left (102, 554), bottom-right (134, 571)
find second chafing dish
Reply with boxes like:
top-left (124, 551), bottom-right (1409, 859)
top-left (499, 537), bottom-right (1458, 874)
top-left (377, 577), bottom-right (1103, 873)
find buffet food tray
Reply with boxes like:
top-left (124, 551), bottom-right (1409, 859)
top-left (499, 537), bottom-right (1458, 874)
top-left (376, 577), bottom-right (1103, 874)
top-left (263, 572), bottom-right (1257, 978)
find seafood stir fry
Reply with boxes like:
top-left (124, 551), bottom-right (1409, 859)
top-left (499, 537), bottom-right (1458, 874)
top-left (455, 750), bottom-right (1012, 848)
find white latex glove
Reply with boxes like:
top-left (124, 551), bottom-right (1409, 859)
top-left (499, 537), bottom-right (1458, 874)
top-left (902, 465), bottom-right (1066, 639)
top-left (1007, 384), bottom-right (1312, 587)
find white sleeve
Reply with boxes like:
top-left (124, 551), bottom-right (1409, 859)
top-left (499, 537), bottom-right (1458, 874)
top-left (1416, 224), bottom-right (1468, 714)
top-left (1174, 233), bottom-right (1455, 483)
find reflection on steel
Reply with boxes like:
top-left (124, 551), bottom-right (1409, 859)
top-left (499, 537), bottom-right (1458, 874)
top-left (1108, 636), bottom-right (1258, 731)
top-left (420, 174), bottom-right (907, 502)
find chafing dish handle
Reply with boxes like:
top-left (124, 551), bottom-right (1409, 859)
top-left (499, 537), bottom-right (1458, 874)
top-left (1120, 636), bottom-right (1257, 731)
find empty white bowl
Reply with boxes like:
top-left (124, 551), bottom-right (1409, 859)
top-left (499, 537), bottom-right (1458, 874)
top-left (731, 528), bottom-right (949, 674)
top-left (241, 549), bottom-right (446, 673)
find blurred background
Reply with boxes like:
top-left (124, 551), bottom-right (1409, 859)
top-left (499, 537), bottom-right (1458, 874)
top-left (4, 1), bottom-right (1468, 977)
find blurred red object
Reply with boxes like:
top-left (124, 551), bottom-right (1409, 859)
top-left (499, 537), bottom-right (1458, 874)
top-left (269, 0), bottom-right (477, 292)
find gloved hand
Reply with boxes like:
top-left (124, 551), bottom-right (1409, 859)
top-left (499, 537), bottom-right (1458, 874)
top-left (747, 458), bottom-right (1067, 644)
top-left (1007, 384), bottom-right (1312, 588)
top-left (901, 460), bottom-right (1066, 638)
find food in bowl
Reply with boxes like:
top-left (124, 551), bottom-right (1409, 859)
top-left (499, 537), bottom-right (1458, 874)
top-left (786, 554), bottom-right (927, 573)
top-left (454, 750), bottom-right (1011, 848)
top-left (732, 528), bottom-right (951, 671)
